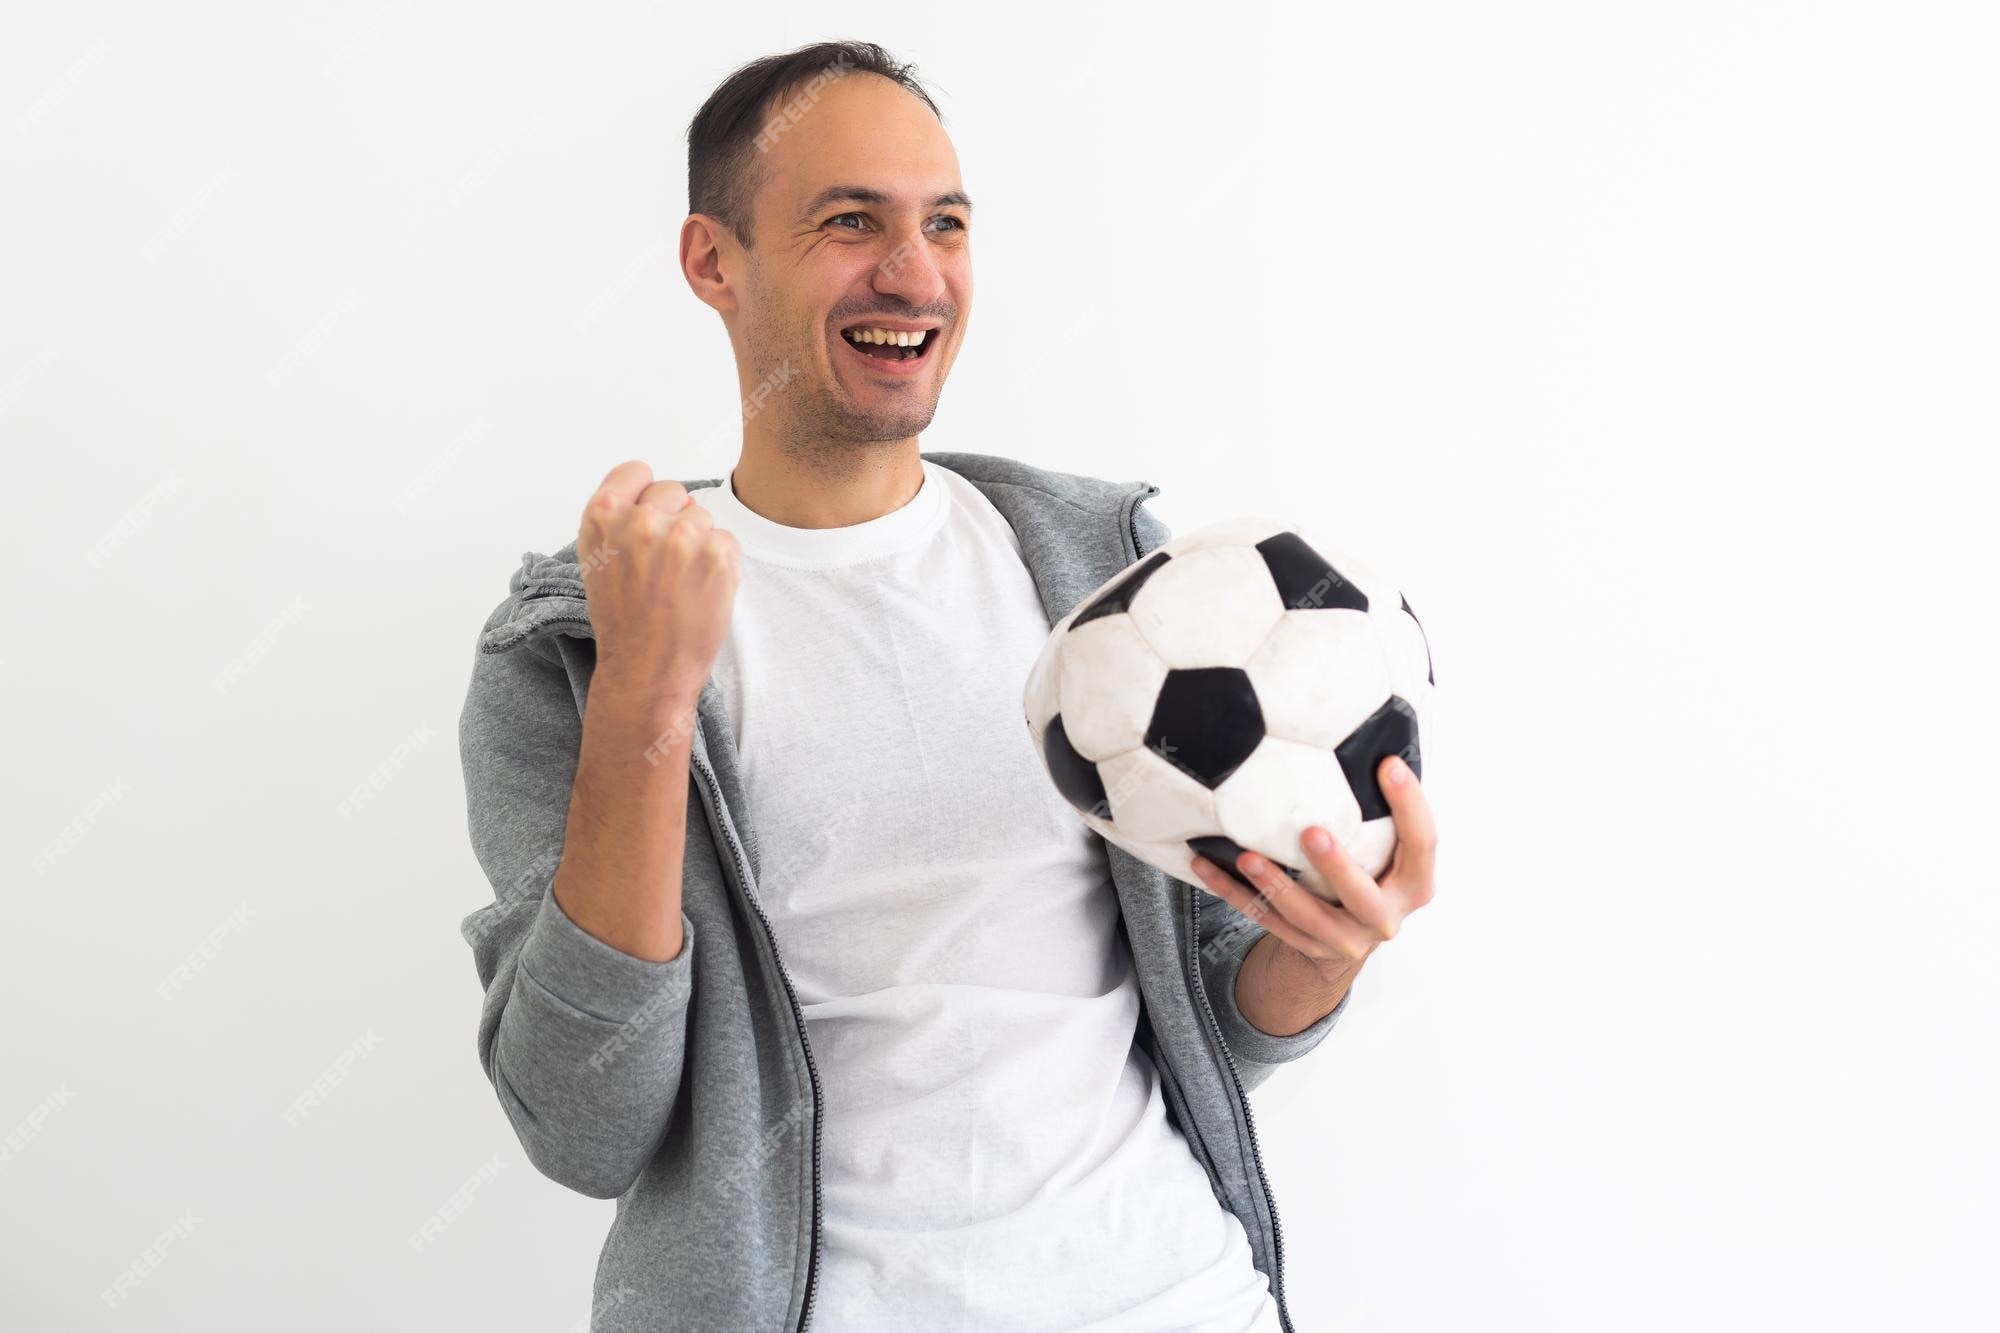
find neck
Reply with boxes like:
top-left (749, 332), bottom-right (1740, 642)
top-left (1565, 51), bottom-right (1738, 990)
top-left (727, 431), bottom-right (925, 529)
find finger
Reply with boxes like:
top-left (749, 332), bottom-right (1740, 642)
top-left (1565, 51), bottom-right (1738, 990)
top-left (1377, 754), bottom-right (1437, 892)
top-left (1237, 846), bottom-right (1386, 953)
top-left (666, 500), bottom-right (714, 537)
top-left (1296, 825), bottom-right (1397, 940)
top-left (1196, 852), bottom-right (1378, 960)
top-left (703, 526), bottom-right (742, 575)
top-left (594, 459), bottom-right (654, 506)
top-left (637, 479), bottom-right (692, 514)
top-left (1296, 820), bottom-right (1392, 924)
top-left (584, 462), bottom-right (656, 540)
top-left (1193, 861), bottom-right (1344, 963)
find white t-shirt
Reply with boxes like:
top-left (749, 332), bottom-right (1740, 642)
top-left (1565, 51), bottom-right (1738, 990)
top-left (693, 459), bottom-right (1283, 1333)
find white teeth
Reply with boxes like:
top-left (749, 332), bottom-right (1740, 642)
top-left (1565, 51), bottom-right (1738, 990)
top-left (846, 327), bottom-right (928, 346)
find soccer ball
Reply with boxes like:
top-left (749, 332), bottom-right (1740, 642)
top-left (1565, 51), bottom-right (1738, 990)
top-left (1023, 516), bottom-right (1434, 904)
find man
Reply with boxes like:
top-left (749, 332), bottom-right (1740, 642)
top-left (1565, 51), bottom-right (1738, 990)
top-left (457, 40), bottom-right (1437, 1333)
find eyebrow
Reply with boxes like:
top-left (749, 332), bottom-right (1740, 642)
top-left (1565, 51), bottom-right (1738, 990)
top-left (798, 185), bottom-right (974, 222)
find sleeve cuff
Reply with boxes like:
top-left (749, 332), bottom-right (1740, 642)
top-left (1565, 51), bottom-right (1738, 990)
top-left (1207, 931), bottom-right (1351, 1067)
top-left (518, 885), bottom-right (694, 1025)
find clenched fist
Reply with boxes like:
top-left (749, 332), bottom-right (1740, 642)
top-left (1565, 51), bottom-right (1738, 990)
top-left (578, 460), bottom-right (741, 705)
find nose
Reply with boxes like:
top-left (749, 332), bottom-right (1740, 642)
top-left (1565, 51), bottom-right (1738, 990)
top-left (871, 227), bottom-right (947, 310)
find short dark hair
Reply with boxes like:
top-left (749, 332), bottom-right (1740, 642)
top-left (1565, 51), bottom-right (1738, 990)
top-left (686, 41), bottom-right (944, 249)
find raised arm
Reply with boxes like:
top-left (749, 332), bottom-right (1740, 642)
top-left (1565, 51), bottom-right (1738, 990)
top-left (456, 461), bottom-right (741, 1198)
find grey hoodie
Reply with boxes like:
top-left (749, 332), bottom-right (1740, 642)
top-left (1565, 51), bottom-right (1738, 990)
top-left (457, 450), bottom-right (1350, 1332)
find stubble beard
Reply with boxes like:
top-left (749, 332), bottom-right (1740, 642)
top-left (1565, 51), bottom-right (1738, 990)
top-left (765, 337), bottom-right (939, 480)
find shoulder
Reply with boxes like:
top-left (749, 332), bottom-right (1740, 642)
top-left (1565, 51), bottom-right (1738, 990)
top-left (469, 542), bottom-right (589, 658)
top-left (922, 449), bottom-right (1158, 517)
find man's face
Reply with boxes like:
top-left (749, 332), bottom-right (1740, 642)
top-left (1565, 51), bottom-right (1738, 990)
top-left (733, 72), bottom-right (972, 446)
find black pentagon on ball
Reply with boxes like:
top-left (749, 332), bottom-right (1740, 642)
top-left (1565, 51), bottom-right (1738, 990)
top-left (1187, 834), bottom-right (1311, 897)
top-left (1071, 549), bottom-right (1172, 629)
top-left (1256, 531), bottom-right (1369, 613)
top-left (1042, 714), bottom-right (1109, 817)
top-left (1335, 694), bottom-right (1421, 822)
top-left (1400, 593), bottom-right (1435, 686)
top-left (1145, 667), bottom-right (1264, 789)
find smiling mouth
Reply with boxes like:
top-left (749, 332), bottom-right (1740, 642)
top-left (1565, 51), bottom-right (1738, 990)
top-left (839, 325), bottom-right (938, 363)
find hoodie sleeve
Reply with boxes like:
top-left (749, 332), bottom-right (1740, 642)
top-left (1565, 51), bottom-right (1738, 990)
top-left (1129, 496), bottom-right (1350, 1095)
top-left (457, 588), bottom-right (695, 1200)
top-left (1196, 891), bottom-right (1349, 1094)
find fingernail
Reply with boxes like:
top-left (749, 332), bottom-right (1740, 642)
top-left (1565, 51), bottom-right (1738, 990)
top-left (1384, 755), bottom-right (1408, 786)
top-left (1303, 827), bottom-right (1332, 854)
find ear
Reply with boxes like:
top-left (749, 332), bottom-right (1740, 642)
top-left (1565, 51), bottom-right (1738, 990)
top-left (680, 214), bottom-right (739, 317)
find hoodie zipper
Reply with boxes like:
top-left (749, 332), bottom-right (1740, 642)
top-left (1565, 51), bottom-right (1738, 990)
top-left (1127, 493), bottom-right (1294, 1333)
top-left (498, 595), bottom-right (825, 1331)
top-left (1187, 886), bottom-right (1293, 1333)
top-left (690, 745), bottom-right (824, 1333)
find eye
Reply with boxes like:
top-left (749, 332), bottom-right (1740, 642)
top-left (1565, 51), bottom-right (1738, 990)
top-left (929, 215), bottom-right (967, 234)
top-left (827, 212), bottom-right (868, 231)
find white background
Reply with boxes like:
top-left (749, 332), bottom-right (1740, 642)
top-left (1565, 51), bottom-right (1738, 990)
top-left (4, 2), bottom-right (1997, 1329)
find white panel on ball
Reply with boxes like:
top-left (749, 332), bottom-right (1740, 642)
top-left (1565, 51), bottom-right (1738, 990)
top-left (1126, 545), bottom-right (1285, 668)
top-left (1099, 745), bottom-right (1219, 842)
top-left (1056, 614), bottom-right (1167, 761)
top-left (1244, 608), bottom-right (1395, 750)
